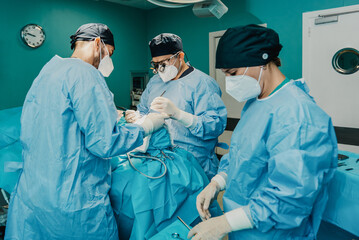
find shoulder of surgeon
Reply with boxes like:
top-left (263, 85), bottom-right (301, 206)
top-left (266, 79), bottom-right (331, 128)
top-left (187, 68), bottom-right (222, 95)
top-left (55, 57), bottom-right (105, 87)
top-left (189, 68), bottom-right (220, 88)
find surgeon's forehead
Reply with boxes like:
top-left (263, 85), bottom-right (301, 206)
top-left (152, 54), bottom-right (173, 63)
top-left (222, 67), bottom-right (247, 74)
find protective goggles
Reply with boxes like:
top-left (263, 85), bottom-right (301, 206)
top-left (150, 52), bottom-right (180, 74)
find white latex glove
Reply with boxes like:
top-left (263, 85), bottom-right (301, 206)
top-left (151, 97), bottom-right (197, 128)
top-left (150, 97), bottom-right (180, 118)
top-left (117, 110), bottom-right (124, 121)
top-left (138, 113), bottom-right (166, 136)
top-left (224, 207), bottom-right (254, 232)
top-left (196, 180), bottom-right (221, 221)
top-left (125, 110), bottom-right (141, 123)
top-left (187, 215), bottom-right (232, 240)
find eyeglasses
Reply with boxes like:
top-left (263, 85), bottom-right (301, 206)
top-left (150, 52), bottom-right (180, 74)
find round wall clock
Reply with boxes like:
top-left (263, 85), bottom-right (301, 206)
top-left (20, 24), bottom-right (45, 48)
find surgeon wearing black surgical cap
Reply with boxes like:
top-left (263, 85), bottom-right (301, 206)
top-left (70, 23), bottom-right (115, 76)
top-left (125, 33), bottom-right (227, 181)
top-left (4, 23), bottom-right (166, 240)
top-left (189, 24), bottom-right (337, 240)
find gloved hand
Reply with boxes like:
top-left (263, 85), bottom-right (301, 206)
top-left (150, 97), bottom-right (180, 118)
top-left (125, 110), bottom-right (141, 123)
top-left (138, 113), bottom-right (166, 136)
top-left (187, 215), bottom-right (232, 240)
top-left (117, 110), bottom-right (124, 119)
top-left (196, 180), bottom-right (221, 221)
top-left (151, 97), bottom-right (197, 128)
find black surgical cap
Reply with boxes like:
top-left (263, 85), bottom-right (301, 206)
top-left (70, 23), bottom-right (115, 50)
top-left (149, 33), bottom-right (183, 58)
top-left (216, 24), bottom-right (283, 69)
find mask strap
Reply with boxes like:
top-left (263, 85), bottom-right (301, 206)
top-left (257, 66), bottom-right (264, 84)
top-left (101, 39), bottom-right (109, 55)
top-left (98, 38), bottom-right (102, 61)
top-left (99, 39), bottom-right (109, 61)
top-left (238, 67), bottom-right (249, 80)
top-left (171, 53), bottom-right (179, 66)
top-left (243, 67), bottom-right (249, 76)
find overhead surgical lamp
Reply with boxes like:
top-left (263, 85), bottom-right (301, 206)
top-left (146, 0), bottom-right (195, 8)
top-left (147, 0), bottom-right (228, 19)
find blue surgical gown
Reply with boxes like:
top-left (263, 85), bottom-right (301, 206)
top-left (219, 79), bottom-right (337, 239)
top-left (137, 69), bottom-right (227, 179)
top-left (5, 55), bottom-right (144, 240)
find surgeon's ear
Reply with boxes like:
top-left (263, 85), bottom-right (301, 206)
top-left (94, 37), bottom-right (101, 51)
top-left (179, 52), bottom-right (185, 59)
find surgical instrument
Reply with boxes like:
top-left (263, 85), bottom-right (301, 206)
top-left (160, 90), bottom-right (166, 97)
top-left (171, 233), bottom-right (184, 239)
top-left (338, 154), bottom-right (349, 160)
top-left (177, 216), bottom-right (191, 231)
top-left (127, 153), bottom-right (167, 179)
top-left (338, 162), bottom-right (347, 167)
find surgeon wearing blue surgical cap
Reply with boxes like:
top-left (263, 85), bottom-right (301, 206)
top-left (188, 24), bottom-right (338, 240)
top-left (5, 23), bottom-right (165, 240)
top-left (125, 33), bottom-right (227, 180)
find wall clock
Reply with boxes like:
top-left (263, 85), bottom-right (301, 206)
top-left (20, 24), bottom-right (45, 48)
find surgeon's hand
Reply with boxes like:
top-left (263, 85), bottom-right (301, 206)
top-left (187, 215), bottom-right (231, 240)
top-left (151, 97), bottom-right (197, 128)
top-left (150, 97), bottom-right (180, 119)
top-left (196, 180), bottom-right (221, 221)
top-left (125, 110), bottom-right (141, 123)
top-left (138, 113), bottom-right (166, 136)
top-left (117, 110), bottom-right (124, 118)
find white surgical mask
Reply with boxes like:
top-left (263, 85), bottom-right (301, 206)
top-left (225, 67), bottom-right (263, 102)
top-left (158, 57), bottom-right (181, 83)
top-left (98, 40), bottom-right (114, 77)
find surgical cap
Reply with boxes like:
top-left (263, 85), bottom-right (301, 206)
top-left (149, 33), bottom-right (183, 58)
top-left (70, 23), bottom-right (115, 50)
top-left (216, 24), bottom-right (283, 68)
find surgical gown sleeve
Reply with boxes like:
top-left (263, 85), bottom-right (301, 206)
top-left (136, 82), bottom-right (151, 115)
top-left (188, 79), bottom-right (227, 140)
top-left (69, 69), bottom-right (144, 158)
top-left (249, 120), bottom-right (337, 232)
top-left (218, 152), bottom-right (230, 174)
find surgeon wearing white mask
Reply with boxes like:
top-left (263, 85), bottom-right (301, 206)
top-left (72, 37), bottom-right (114, 77)
top-left (189, 24), bottom-right (337, 240)
top-left (5, 23), bottom-right (165, 240)
top-left (126, 33), bottom-right (227, 180)
top-left (223, 58), bottom-right (284, 102)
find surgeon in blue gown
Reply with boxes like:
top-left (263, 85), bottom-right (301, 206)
top-left (126, 33), bottom-right (227, 180)
top-left (5, 23), bottom-right (165, 240)
top-left (189, 25), bottom-right (338, 240)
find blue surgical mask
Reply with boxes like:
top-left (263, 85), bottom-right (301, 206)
top-left (225, 67), bottom-right (263, 102)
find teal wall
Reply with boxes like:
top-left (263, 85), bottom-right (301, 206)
top-left (146, 0), bottom-right (359, 80)
top-left (2, 0), bottom-right (359, 110)
top-left (0, 0), bottom-right (147, 110)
